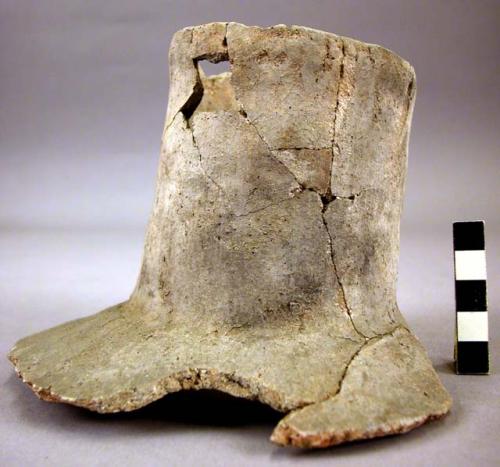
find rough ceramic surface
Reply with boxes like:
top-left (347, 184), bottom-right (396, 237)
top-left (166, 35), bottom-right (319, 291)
top-left (9, 22), bottom-right (451, 448)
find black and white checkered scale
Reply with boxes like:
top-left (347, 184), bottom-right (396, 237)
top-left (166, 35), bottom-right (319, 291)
top-left (453, 221), bottom-right (489, 374)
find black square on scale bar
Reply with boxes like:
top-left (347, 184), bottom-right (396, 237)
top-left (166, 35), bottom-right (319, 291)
top-left (455, 280), bottom-right (487, 311)
top-left (456, 342), bottom-right (489, 374)
top-left (453, 221), bottom-right (485, 251)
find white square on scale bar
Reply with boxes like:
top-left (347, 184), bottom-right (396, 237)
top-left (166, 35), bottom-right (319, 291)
top-left (457, 312), bottom-right (489, 342)
top-left (454, 250), bottom-right (487, 280)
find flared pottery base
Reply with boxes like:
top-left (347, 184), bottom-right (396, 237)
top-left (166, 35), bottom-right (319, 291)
top-left (9, 299), bottom-right (450, 448)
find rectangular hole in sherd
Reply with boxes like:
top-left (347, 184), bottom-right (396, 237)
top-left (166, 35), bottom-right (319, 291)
top-left (195, 60), bottom-right (238, 113)
top-left (198, 60), bottom-right (231, 78)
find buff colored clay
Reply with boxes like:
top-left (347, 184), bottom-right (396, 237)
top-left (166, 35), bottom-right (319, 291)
top-left (8, 22), bottom-right (451, 449)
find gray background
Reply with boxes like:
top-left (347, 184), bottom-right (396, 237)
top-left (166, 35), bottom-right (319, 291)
top-left (1, 1), bottom-right (498, 466)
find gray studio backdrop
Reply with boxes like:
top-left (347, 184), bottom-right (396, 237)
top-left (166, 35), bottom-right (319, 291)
top-left (1, 2), bottom-right (499, 467)
top-left (1, 0), bottom-right (498, 231)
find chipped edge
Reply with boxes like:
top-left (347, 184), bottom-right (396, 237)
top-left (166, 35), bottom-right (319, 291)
top-left (271, 410), bottom-right (450, 448)
top-left (270, 326), bottom-right (450, 448)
